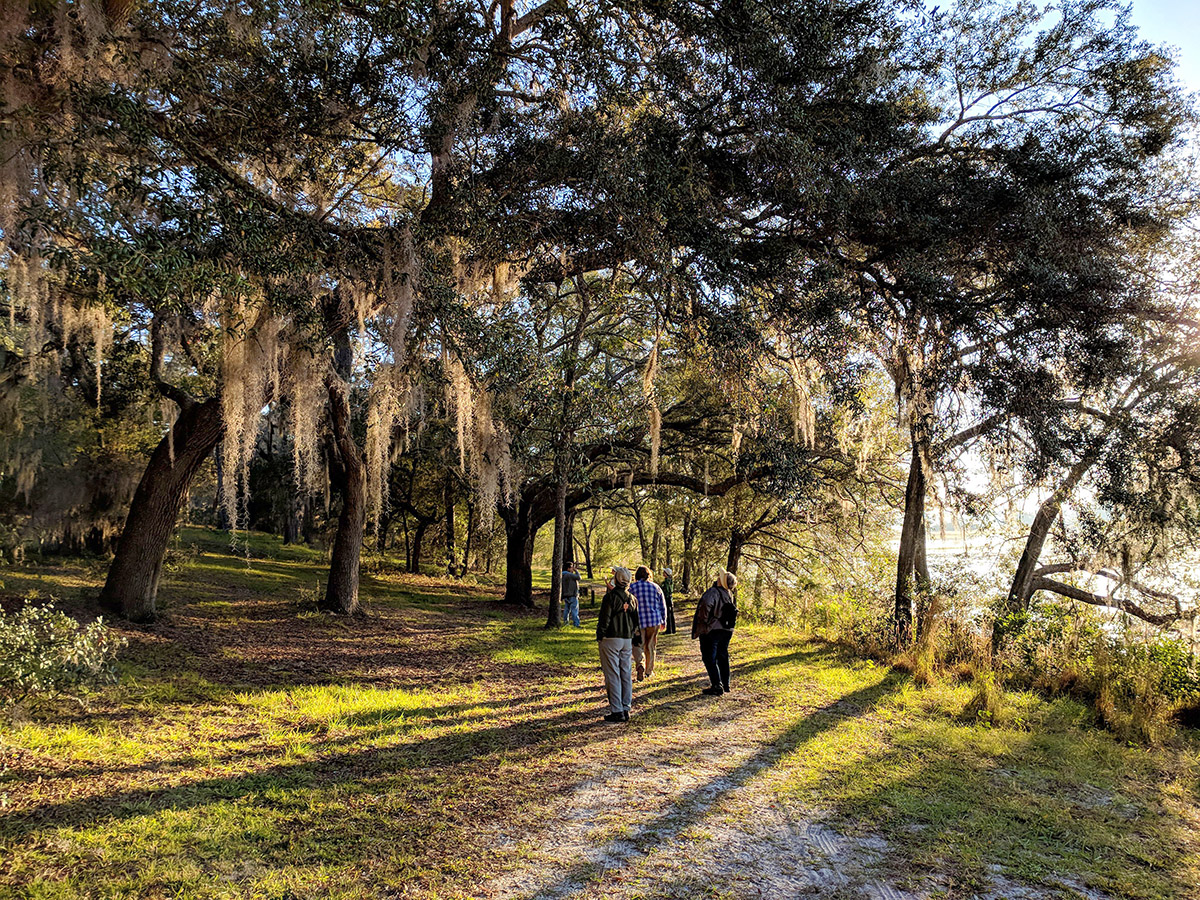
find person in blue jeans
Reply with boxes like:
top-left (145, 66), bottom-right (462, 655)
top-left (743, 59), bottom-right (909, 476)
top-left (691, 571), bottom-right (737, 696)
top-left (561, 562), bottom-right (582, 627)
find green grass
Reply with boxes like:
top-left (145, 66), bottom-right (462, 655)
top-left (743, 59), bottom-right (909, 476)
top-left (1, 531), bottom-right (1197, 899)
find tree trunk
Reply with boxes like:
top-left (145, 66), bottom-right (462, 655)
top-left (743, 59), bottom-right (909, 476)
top-left (631, 497), bottom-right (651, 562)
top-left (726, 529), bottom-right (745, 576)
top-left (995, 449), bottom-right (1101, 650)
top-left (463, 500), bottom-right (475, 572)
top-left (894, 442), bottom-right (927, 642)
top-left (444, 470), bottom-right (456, 572)
top-left (546, 473), bottom-right (569, 629)
top-left (410, 520), bottom-right (427, 573)
top-left (503, 499), bottom-right (537, 606)
top-left (681, 508), bottom-right (696, 593)
top-left (213, 443), bottom-right (231, 531)
top-left (100, 398), bottom-right (224, 622)
top-left (376, 508), bottom-right (392, 552)
top-left (577, 515), bottom-right (594, 578)
top-left (321, 371), bottom-right (365, 615)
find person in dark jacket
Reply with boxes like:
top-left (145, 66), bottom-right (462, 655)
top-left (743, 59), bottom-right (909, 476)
top-left (561, 561), bottom-right (582, 627)
top-left (691, 571), bottom-right (737, 696)
top-left (597, 566), bottom-right (638, 722)
top-left (662, 568), bottom-right (677, 635)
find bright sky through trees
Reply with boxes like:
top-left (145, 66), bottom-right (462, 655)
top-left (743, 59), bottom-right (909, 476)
top-left (1130, 0), bottom-right (1200, 91)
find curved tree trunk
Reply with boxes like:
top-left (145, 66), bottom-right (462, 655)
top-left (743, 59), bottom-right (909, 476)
top-left (994, 449), bottom-right (1102, 650)
top-left (100, 397), bottom-right (223, 622)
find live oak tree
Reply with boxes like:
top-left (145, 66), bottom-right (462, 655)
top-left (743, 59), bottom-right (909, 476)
top-left (825, 0), bottom-right (1190, 639)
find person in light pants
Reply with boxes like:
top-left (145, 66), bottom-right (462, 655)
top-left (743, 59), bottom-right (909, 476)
top-left (596, 566), bottom-right (638, 723)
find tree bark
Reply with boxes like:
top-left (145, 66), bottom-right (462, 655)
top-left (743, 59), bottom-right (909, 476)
top-left (463, 499), bottom-right (476, 573)
top-left (503, 498), bottom-right (537, 606)
top-left (321, 370), bottom-right (366, 615)
top-left (994, 448), bottom-right (1102, 649)
top-left (681, 507), bottom-right (696, 593)
top-left (376, 508), bottom-right (391, 552)
top-left (410, 519), bottom-right (428, 573)
top-left (726, 529), bottom-right (745, 576)
top-left (546, 472), bottom-right (569, 628)
top-left (894, 442), bottom-right (928, 642)
top-left (444, 469), bottom-right (456, 572)
top-left (100, 397), bottom-right (224, 621)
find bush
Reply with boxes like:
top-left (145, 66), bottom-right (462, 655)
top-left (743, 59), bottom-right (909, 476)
top-left (0, 603), bottom-right (126, 708)
top-left (997, 595), bottom-right (1200, 744)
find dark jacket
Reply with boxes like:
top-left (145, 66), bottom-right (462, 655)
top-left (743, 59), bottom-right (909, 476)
top-left (691, 583), bottom-right (732, 638)
top-left (596, 586), bottom-right (638, 641)
top-left (562, 570), bottom-right (581, 599)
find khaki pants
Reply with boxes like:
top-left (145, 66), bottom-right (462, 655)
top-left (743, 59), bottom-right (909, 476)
top-left (635, 626), bottom-right (663, 677)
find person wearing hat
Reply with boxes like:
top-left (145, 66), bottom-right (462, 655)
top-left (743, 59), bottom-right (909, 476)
top-left (691, 571), bottom-right (738, 696)
top-left (661, 567), bottom-right (677, 635)
top-left (596, 566), bottom-right (638, 722)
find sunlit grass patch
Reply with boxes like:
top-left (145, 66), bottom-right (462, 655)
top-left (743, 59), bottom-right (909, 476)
top-left (738, 631), bottom-right (1200, 900)
top-left (487, 619), bottom-right (597, 667)
top-left (242, 682), bottom-right (490, 730)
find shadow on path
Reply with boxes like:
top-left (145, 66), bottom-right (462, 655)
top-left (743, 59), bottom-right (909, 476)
top-left (493, 673), bottom-right (903, 900)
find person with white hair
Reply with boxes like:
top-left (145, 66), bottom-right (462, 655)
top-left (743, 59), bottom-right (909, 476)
top-left (691, 571), bottom-right (738, 696)
top-left (596, 566), bottom-right (638, 722)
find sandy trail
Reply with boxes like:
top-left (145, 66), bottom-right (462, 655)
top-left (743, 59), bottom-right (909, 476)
top-left (476, 637), bottom-right (1007, 900)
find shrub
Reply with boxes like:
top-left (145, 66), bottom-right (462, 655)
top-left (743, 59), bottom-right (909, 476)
top-left (0, 603), bottom-right (126, 708)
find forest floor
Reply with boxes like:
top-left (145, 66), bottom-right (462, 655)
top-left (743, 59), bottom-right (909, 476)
top-left (1, 528), bottom-right (1198, 900)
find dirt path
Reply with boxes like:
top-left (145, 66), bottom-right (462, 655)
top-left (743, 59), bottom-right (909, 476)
top-left (476, 637), bottom-right (1105, 900)
top-left (477, 636), bottom-right (928, 900)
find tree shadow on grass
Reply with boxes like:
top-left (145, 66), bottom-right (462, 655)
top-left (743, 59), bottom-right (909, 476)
top-left (802, 717), bottom-right (1200, 900)
top-left (0, 647), bottom-right (824, 846)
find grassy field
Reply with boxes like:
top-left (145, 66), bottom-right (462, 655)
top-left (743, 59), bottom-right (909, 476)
top-left (1, 528), bottom-right (1197, 899)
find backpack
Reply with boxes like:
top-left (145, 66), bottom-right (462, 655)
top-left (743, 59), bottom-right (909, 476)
top-left (717, 588), bottom-right (737, 629)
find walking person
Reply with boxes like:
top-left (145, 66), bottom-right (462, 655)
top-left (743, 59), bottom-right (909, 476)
top-left (629, 566), bottom-right (668, 679)
top-left (662, 567), bottom-right (677, 635)
top-left (596, 566), bottom-right (638, 723)
top-left (692, 571), bottom-right (737, 696)
top-left (561, 561), bottom-right (582, 627)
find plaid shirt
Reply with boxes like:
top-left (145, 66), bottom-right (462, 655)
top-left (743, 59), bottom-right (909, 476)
top-left (629, 579), bottom-right (667, 628)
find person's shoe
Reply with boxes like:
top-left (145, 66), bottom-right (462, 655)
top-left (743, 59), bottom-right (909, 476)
top-left (603, 712), bottom-right (626, 723)
top-left (622, 711), bottom-right (630, 722)
top-left (636, 664), bottom-right (645, 682)
top-left (722, 684), bottom-right (731, 693)
top-left (701, 686), bottom-right (724, 696)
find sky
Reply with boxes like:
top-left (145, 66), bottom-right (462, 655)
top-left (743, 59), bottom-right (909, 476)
top-left (1128, 0), bottom-right (1200, 93)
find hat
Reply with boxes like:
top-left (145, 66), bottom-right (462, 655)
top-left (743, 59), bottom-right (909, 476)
top-left (610, 566), bottom-right (632, 585)
top-left (663, 567), bottom-right (673, 576)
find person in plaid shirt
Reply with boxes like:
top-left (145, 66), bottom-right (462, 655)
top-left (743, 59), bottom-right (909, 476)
top-left (629, 566), bottom-right (668, 679)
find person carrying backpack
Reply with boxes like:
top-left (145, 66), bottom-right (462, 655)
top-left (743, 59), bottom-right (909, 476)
top-left (691, 571), bottom-right (738, 696)
top-left (597, 566), bottom-right (639, 722)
